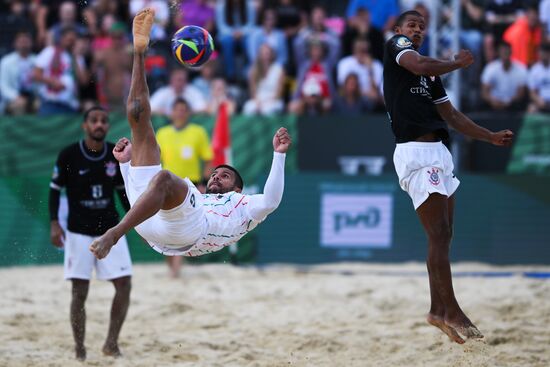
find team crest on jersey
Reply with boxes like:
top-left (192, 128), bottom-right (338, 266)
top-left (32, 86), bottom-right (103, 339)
top-left (396, 36), bottom-right (412, 48)
top-left (105, 161), bottom-right (117, 177)
top-left (428, 168), bottom-right (440, 186)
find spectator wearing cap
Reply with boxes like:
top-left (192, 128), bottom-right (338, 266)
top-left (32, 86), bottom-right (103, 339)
top-left (33, 26), bottom-right (88, 115)
top-left (481, 41), bottom-right (528, 111)
top-left (0, 31), bottom-right (36, 115)
top-left (527, 43), bottom-right (550, 113)
top-left (289, 38), bottom-right (335, 115)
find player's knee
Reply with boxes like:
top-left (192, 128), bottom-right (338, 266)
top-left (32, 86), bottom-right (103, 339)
top-left (151, 170), bottom-right (174, 188)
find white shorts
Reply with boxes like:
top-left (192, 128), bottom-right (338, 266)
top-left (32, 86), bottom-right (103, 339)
top-left (64, 231), bottom-right (132, 280)
top-left (125, 165), bottom-right (206, 253)
top-left (393, 141), bottom-right (460, 210)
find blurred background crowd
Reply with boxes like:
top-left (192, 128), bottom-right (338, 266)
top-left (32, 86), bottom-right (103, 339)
top-left (0, 0), bottom-right (548, 118)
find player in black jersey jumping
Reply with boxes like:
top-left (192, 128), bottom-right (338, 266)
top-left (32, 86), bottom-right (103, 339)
top-left (49, 106), bottom-right (132, 360)
top-left (383, 11), bottom-right (513, 344)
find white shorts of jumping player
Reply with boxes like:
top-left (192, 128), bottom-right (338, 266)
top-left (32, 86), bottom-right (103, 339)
top-left (393, 141), bottom-right (460, 210)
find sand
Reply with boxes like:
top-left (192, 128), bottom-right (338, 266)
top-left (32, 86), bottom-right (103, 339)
top-left (0, 262), bottom-right (549, 367)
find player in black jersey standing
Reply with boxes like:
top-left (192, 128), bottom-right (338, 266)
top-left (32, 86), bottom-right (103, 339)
top-left (383, 11), bottom-right (514, 344)
top-left (49, 106), bottom-right (132, 360)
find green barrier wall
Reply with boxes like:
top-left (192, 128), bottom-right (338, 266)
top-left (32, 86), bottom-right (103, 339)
top-left (508, 113), bottom-right (550, 175)
top-left (0, 113), bottom-right (297, 266)
top-left (257, 174), bottom-right (550, 265)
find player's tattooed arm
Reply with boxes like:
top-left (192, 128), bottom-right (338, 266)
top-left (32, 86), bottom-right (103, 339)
top-left (131, 98), bottom-right (144, 122)
top-left (127, 52), bottom-right (151, 125)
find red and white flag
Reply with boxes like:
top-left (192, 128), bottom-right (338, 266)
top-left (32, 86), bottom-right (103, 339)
top-left (211, 101), bottom-right (232, 166)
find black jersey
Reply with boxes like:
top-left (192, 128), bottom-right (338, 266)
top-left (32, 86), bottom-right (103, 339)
top-left (50, 140), bottom-right (126, 236)
top-left (383, 34), bottom-right (450, 144)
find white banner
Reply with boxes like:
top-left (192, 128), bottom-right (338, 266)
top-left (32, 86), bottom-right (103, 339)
top-left (320, 193), bottom-right (393, 248)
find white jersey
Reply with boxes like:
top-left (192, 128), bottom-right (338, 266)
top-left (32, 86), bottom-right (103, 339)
top-left (121, 152), bottom-right (285, 257)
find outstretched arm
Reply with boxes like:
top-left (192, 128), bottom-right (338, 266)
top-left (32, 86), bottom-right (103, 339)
top-left (247, 128), bottom-right (291, 221)
top-left (436, 101), bottom-right (514, 146)
top-left (398, 49), bottom-right (474, 76)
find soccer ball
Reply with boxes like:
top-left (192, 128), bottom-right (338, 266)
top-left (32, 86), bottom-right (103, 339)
top-left (171, 25), bottom-right (214, 68)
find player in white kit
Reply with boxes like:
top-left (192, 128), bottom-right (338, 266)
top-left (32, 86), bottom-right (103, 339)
top-left (89, 8), bottom-right (291, 260)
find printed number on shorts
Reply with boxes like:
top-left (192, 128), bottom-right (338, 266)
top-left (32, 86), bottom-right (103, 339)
top-left (190, 193), bottom-right (195, 207)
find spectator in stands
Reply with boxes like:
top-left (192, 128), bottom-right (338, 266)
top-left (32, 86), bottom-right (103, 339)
top-left (527, 43), bottom-right (550, 113)
top-left (91, 14), bottom-right (117, 53)
top-left (340, 6), bottom-right (384, 60)
top-left (503, 3), bottom-right (542, 67)
top-left (47, 1), bottom-right (87, 46)
top-left (332, 72), bottom-right (372, 115)
top-left (82, 0), bottom-right (129, 38)
top-left (93, 22), bottom-right (132, 111)
top-left (337, 38), bottom-right (383, 110)
top-left (216, 0), bottom-right (256, 82)
top-left (207, 78), bottom-right (237, 116)
top-left (481, 41), bottom-right (528, 111)
top-left (346, 0), bottom-right (400, 36)
top-left (293, 6), bottom-right (341, 71)
top-left (248, 8), bottom-right (288, 67)
top-left (540, 0), bottom-right (550, 41)
top-left (289, 38), bottom-right (335, 115)
top-left (243, 43), bottom-right (285, 115)
top-left (33, 26), bottom-right (88, 115)
top-left (0, 0), bottom-right (35, 58)
top-left (75, 33), bottom-right (97, 112)
top-left (0, 32), bottom-right (36, 115)
top-left (192, 59), bottom-right (218, 100)
top-left (272, 0), bottom-right (307, 76)
top-left (150, 69), bottom-right (207, 117)
top-left (483, 0), bottom-right (524, 62)
top-left (176, 0), bottom-right (216, 34)
top-left (156, 98), bottom-right (214, 278)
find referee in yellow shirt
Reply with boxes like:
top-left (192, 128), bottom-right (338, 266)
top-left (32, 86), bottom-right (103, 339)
top-left (156, 98), bottom-right (214, 277)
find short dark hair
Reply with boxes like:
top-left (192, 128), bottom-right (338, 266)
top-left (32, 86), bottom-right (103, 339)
top-left (59, 25), bottom-right (78, 37)
top-left (214, 164), bottom-right (244, 189)
top-left (396, 10), bottom-right (424, 27)
top-left (497, 40), bottom-right (512, 50)
top-left (172, 97), bottom-right (190, 110)
top-left (541, 42), bottom-right (550, 52)
top-left (83, 106), bottom-right (107, 121)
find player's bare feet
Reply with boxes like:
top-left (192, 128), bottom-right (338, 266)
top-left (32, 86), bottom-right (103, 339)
top-left (446, 317), bottom-right (484, 339)
top-left (427, 313), bottom-right (465, 344)
top-left (102, 343), bottom-right (122, 358)
top-left (75, 345), bottom-right (86, 361)
top-left (89, 229), bottom-right (118, 259)
top-left (132, 7), bottom-right (155, 53)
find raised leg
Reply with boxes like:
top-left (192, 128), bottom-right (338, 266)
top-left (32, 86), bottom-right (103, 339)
top-left (417, 193), bottom-right (482, 343)
top-left (70, 279), bottom-right (89, 360)
top-left (103, 276), bottom-right (132, 357)
top-left (126, 7), bottom-right (160, 167)
top-left (90, 170), bottom-right (188, 259)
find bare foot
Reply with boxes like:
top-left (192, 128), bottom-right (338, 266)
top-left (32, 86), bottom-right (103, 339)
top-left (132, 7), bottom-right (155, 53)
top-left (427, 314), bottom-right (465, 344)
top-left (102, 343), bottom-right (122, 358)
top-left (75, 345), bottom-right (86, 361)
top-left (89, 229), bottom-right (118, 259)
top-left (447, 318), bottom-right (484, 339)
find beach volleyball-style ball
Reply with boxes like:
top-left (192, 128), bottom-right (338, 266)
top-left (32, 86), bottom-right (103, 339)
top-left (171, 25), bottom-right (214, 68)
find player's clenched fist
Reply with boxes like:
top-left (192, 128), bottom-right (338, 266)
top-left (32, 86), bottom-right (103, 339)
top-left (113, 137), bottom-right (132, 163)
top-left (273, 127), bottom-right (292, 154)
top-left (454, 49), bottom-right (474, 68)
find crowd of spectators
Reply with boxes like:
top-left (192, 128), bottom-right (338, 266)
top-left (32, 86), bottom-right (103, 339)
top-left (1, 0), bottom-right (549, 117)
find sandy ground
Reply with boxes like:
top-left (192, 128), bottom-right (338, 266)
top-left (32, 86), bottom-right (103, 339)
top-left (0, 262), bottom-right (549, 367)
